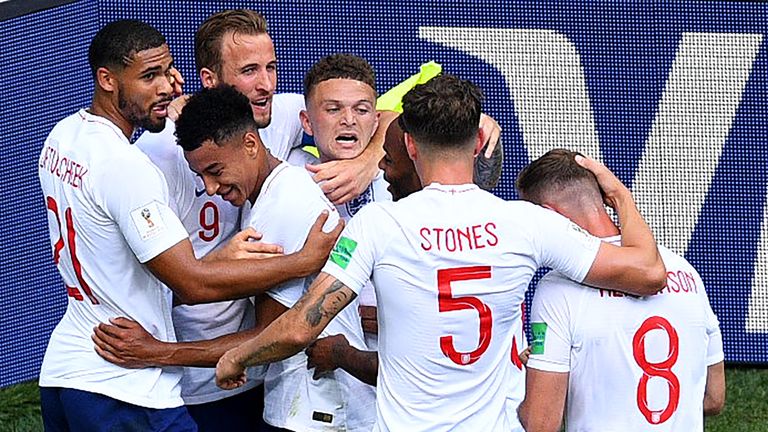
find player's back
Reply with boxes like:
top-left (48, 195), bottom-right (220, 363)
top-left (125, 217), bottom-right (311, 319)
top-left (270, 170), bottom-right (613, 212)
top-left (355, 183), bottom-right (598, 431)
top-left (37, 110), bottom-right (187, 408)
top-left (530, 237), bottom-right (722, 431)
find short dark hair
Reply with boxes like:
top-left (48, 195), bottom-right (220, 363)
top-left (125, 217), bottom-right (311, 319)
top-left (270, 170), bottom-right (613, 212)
top-left (515, 148), bottom-right (600, 204)
top-left (88, 19), bottom-right (166, 78)
top-left (175, 85), bottom-right (258, 151)
top-left (195, 9), bottom-right (269, 76)
top-left (399, 74), bottom-right (482, 149)
top-left (303, 54), bottom-right (377, 100)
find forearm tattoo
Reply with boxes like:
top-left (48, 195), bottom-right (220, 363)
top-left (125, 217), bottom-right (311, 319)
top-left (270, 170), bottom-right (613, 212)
top-left (305, 280), bottom-right (354, 327)
top-left (474, 137), bottom-right (504, 191)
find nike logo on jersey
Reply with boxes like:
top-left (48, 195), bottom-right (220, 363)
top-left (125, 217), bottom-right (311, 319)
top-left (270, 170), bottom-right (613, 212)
top-left (195, 188), bottom-right (206, 197)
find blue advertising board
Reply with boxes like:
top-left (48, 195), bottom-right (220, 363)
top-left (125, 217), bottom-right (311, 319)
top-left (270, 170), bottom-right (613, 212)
top-left (1, 0), bottom-right (766, 386)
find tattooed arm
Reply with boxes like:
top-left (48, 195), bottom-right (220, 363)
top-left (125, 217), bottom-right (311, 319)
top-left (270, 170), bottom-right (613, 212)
top-left (474, 135), bottom-right (503, 191)
top-left (216, 272), bottom-right (357, 389)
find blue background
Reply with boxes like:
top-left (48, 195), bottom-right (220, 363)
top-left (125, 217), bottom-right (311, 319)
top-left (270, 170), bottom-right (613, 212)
top-left (1, 0), bottom-right (766, 386)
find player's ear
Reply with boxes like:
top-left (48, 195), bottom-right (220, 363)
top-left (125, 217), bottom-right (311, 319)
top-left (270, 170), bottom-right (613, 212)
top-left (300, 110), bottom-right (314, 136)
top-left (243, 131), bottom-right (260, 157)
top-left (95, 67), bottom-right (117, 93)
top-left (404, 133), bottom-right (418, 162)
top-left (199, 67), bottom-right (218, 89)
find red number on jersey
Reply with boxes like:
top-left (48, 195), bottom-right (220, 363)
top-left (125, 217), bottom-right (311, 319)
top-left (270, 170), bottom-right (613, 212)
top-left (45, 196), bottom-right (99, 304)
top-left (437, 266), bottom-right (493, 365)
top-left (198, 201), bottom-right (220, 242)
top-left (632, 316), bottom-right (680, 424)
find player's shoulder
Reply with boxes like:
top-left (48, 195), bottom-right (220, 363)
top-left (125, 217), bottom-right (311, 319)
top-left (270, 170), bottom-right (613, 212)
top-left (269, 93), bottom-right (305, 125)
top-left (134, 120), bottom-right (178, 164)
top-left (270, 161), bottom-right (316, 186)
top-left (287, 146), bottom-right (319, 166)
top-left (272, 92), bottom-right (305, 109)
top-left (658, 243), bottom-right (697, 273)
top-left (538, 270), bottom-right (586, 295)
top-left (264, 162), bottom-right (332, 207)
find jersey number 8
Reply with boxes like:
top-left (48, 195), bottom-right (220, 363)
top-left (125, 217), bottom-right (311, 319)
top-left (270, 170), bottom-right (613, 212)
top-left (632, 316), bottom-right (680, 424)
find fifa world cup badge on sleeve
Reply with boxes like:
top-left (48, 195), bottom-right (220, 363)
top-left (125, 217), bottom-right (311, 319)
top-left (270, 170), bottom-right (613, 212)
top-left (130, 201), bottom-right (167, 240)
top-left (330, 236), bottom-right (358, 269)
top-left (531, 322), bottom-right (548, 355)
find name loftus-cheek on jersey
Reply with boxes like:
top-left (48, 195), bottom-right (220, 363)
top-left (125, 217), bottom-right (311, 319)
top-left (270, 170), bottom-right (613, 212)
top-left (420, 222), bottom-right (499, 252)
top-left (39, 144), bottom-right (89, 189)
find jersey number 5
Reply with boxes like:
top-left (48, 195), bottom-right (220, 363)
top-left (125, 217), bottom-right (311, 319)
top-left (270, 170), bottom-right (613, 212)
top-left (437, 266), bottom-right (492, 366)
top-left (45, 196), bottom-right (99, 304)
top-left (632, 316), bottom-right (680, 424)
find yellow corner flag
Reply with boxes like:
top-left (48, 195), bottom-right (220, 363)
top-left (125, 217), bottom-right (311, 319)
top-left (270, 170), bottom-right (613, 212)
top-left (376, 61), bottom-right (442, 113)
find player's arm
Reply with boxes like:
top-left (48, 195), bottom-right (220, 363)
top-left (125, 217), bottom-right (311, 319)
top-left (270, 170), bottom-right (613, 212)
top-left (92, 294), bottom-right (289, 368)
top-left (305, 334), bottom-right (378, 386)
top-left (473, 114), bottom-right (503, 191)
top-left (576, 156), bottom-right (666, 295)
top-left (306, 111), bottom-right (397, 205)
top-left (704, 361), bottom-right (726, 415)
top-left (518, 368), bottom-right (568, 432)
top-left (92, 317), bottom-right (260, 367)
top-left (146, 211), bottom-right (343, 305)
top-left (216, 272), bottom-right (357, 389)
top-left (202, 227), bottom-right (283, 261)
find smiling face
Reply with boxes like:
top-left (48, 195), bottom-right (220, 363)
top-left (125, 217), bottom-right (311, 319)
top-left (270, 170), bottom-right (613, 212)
top-left (300, 78), bottom-right (379, 161)
top-left (212, 32), bottom-right (277, 128)
top-left (183, 133), bottom-right (262, 207)
top-left (114, 44), bottom-right (175, 132)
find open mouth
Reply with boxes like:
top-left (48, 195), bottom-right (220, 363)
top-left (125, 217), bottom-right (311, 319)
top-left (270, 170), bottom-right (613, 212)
top-left (251, 97), bottom-right (270, 109)
top-left (152, 100), bottom-right (171, 117)
top-left (335, 133), bottom-right (359, 147)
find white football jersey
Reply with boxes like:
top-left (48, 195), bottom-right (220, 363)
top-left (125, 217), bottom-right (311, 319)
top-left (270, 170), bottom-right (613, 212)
top-left (322, 183), bottom-right (601, 431)
top-left (133, 92), bottom-right (306, 404)
top-left (38, 110), bottom-right (188, 408)
top-left (288, 147), bottom-right (392, 349)
top-left (240, 162), bottom-right (376, 432)
top-left (527, 236), bottom-right (724, 432)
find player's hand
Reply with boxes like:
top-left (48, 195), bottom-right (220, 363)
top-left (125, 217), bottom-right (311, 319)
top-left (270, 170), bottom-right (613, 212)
top-left (359, 305), bottom-right (378, 335)
top-left (519, 346), bottom-right (532, 366)
top-left (168, 67), bottom-right (185, 99)
top-left (306, 157), bottom-right (378, 206)
top-left (167, 94), bottom-right (190, 122)
top-left (298, 211), bottom-right (344, 275)
top-left (91, 317), bottom-right (164, 368)
top-left (575, 155), bottom-right (631, 210)
top-left (306, 334), bottom-right (350, 380)
top-left (478, 113), bottom-right (501, 159)
top-left (216, 350), bottom-right (248, 390)
top-left (205, 227), bottom-right (283, 261)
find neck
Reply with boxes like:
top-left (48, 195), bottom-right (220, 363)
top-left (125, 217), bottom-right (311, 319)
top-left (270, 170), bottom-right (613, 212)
top-left (89, 92), bottom-right (134, 138)
top-left (415, 153), bottom-right (474, 187)
top-left (248, 151), bottom-right (282, 204)
top-left (564, 206), bottom-right (620, 238)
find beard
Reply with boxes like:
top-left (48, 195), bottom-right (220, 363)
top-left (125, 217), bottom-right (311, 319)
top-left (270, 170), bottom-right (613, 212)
top-left (117, 82), bottom-right (167, 133)
top-left (251, 108), bottom-right (272, 129)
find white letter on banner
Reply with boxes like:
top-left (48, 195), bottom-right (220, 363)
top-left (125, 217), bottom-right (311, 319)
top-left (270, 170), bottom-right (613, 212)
top-left (633, 33), bottom-right (762, 255)
top-left (418, 27), bottom-right (602, 161)
top-left (747, 193), bottom-right (768, 332)
top-left (422, 28), bottom-right (766, 331)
